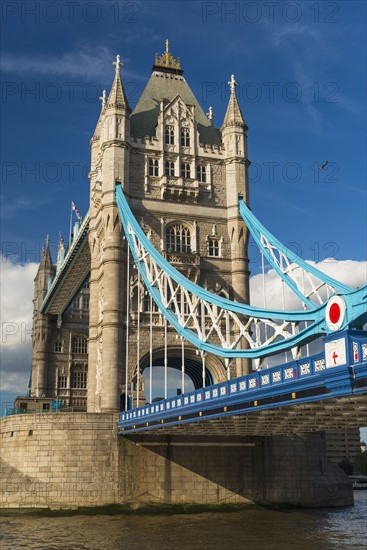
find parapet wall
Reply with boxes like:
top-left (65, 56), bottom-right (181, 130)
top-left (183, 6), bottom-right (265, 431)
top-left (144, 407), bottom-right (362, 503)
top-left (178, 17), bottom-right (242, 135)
top-left (0, 413), bottom-right (353, 509)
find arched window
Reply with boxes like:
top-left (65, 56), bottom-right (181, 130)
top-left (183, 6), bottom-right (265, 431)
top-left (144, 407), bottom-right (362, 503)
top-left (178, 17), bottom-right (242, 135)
top-left (180, 127), bottom-right (190, 147)
top-left (165, 125), bottom-right (174, 145)
top-left (165, 161), bottom-right (175, 176)
top-left (197, 165), bottom-right (206, 183)
top-left (72, 336), bottom-right (88, 354)
top-left (148, 158), bottom-right (159, 177)
top-left (166, 224), bottom-right (191, 253)
top-left (180, 163), bottom-right (191, 179)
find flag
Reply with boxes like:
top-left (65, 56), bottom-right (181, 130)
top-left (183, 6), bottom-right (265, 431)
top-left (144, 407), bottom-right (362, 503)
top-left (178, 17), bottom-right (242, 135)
top-left (72, 201), bottom-right (81, 220)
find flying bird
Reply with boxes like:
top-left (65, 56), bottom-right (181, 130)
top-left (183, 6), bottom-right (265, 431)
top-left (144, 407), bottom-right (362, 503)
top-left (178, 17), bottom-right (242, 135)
top-left (319, 160), bottom-right (329, 171)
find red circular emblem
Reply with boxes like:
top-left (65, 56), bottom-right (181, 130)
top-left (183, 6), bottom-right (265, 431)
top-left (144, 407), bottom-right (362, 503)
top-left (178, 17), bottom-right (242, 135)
top-left (325, 296), bottom-right (346, 331)
top-left (329, 303), bottom-right (341, 324)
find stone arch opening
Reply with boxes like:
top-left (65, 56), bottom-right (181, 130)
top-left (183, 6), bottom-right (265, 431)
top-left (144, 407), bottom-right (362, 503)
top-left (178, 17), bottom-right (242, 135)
top-left (132, 346), bottom-right (227, 402)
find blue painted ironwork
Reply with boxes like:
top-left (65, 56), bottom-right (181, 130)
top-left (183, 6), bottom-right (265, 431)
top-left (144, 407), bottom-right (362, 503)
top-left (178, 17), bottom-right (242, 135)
top-left (116, 185), bottom-right (366, 358)
top-left (118, 330), bottom-right (367, 434)
top-left (239, 198), bottom-right (351, 308)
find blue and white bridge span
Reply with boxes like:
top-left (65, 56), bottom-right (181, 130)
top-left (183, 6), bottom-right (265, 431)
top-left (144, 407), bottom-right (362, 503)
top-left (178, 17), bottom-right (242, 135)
top-left (115, 185), bottom-right (367, 436)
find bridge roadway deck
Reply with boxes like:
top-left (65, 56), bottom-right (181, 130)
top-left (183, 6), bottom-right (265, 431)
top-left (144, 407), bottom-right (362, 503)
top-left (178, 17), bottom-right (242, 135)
top-left (118, 338), bottom-right (367, 436)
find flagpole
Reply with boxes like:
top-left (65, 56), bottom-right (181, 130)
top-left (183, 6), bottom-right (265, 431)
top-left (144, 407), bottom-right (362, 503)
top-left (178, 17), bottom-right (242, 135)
top-left (69, 201), bottom-right (73, 245)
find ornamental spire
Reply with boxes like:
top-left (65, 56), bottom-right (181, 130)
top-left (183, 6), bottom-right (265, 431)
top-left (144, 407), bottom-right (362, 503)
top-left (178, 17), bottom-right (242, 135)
top-left (113, 54), bottom-right (123, 74)
top-left (206, 106), bottom-right (215, 122)
top-left (222, 74), bottom-right (247, 130)
top-left (153, 39), bottom-right (182, 74)
top-left (228, 74), bottom-right (238, 94)
top-left (107, 54), bottom-right (130, 111)
top-left (99, 89), bottom-right (107, 109)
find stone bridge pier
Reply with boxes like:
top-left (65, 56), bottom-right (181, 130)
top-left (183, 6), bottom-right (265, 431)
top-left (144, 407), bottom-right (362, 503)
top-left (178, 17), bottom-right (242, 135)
top-left (0, 413), bottom-right (352, 509)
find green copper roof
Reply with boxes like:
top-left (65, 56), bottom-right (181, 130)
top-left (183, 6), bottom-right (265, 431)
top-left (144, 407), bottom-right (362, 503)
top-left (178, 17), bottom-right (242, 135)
top-left (130, 70), bottom-right (222, 146)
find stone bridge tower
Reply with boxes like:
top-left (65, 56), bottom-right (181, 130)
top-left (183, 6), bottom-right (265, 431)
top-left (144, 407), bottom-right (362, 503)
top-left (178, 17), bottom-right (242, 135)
top-left (29, 43), bottom-right (251, 413)
top-left (87, 43), bottom-right (251, 413)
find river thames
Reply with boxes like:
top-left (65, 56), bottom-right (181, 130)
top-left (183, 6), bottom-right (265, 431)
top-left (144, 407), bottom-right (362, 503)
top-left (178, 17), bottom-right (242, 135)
top-left (1, 491), bottom-right (366, 549)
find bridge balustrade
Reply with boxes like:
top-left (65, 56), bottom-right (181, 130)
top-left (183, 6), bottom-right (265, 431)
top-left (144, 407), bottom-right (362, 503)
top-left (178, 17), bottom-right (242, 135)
top-left (119, 331), bottom-right (367, 432)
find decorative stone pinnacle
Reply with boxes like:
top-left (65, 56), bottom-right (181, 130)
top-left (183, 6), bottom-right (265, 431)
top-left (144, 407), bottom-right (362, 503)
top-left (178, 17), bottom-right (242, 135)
top-left (206, 106), bottom-right (215, 121)
top-left (228, 74), bottom-right (238, 94)
top-left (165, 38), bottom-right (169, 53)
top-left (46, 234), bottom-right (50, 247)
top-left (113, 54), bottom-right (123, 73)
top-left (99, 89), bottom-right (107, 108)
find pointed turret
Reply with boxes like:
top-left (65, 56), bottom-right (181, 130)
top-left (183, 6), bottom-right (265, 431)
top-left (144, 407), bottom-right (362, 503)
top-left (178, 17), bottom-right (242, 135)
top-left (36, 235), bottom-right (55, 297)
top-left (31, 235), bottom-right (55, 398)
top-left (107, 54), bottom-right (131, 111)
top-left (222, 75), bottom-right (247, 130)
top-left (221, 75), bottom-right (251, 377)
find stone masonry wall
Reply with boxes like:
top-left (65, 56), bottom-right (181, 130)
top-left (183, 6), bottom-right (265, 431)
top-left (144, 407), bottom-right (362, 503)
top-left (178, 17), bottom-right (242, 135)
top-left (0, 413), bottom-right (352, 509)
top-left (120, 433), bottom-right (353, 508)
top-left (0, 413), bottom-right (119, 508)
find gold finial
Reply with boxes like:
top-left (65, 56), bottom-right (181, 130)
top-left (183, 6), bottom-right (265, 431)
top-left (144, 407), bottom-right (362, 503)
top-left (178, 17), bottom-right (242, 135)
top-left (154, 39), bottom-right (181, 70)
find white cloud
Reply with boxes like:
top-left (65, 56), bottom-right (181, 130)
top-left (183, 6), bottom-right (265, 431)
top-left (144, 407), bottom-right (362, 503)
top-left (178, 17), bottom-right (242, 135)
top-left (0, 44), bottom-right (146, 83)
top-left (0, 256), bottom-right (38, 392)
top-left (250, 259), bottom-right (367, 309)
top-left (1, 45), bottom-right (111, 79)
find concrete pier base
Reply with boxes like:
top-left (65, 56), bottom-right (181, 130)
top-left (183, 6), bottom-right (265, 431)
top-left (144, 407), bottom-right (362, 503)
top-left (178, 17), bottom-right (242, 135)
top-left (0, 413), bottom-right (352, 509)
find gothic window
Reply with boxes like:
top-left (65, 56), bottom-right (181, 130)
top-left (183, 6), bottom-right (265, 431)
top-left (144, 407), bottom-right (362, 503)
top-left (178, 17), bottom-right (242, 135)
top-left (71, 369), bottom-right (87, 389)
top-left (148, 158), bottom-right (159, 177)
top-left (181, 127), bottom-right (190, 147)
top-left (83, 296), bottom-right (90, 310)
top-left (58, 375), bottom-right (67, 389)
top-left (83, 280), bottom-right (90, 289)
top-left (72, 296), bottom-right (80, 309)
top-left (166, 224), bottom-right (191, 253)
top-left (208, 238), bottom-right (220, 257)
top-left (197, 165), bottom-right (206, 183)
top-left (165, 125), bottom-right (174, 145)
top-left (165, 161), bottom-right (175, 176)
top-left (180, 163), bottom-right (191, 179)
top-left (72, 336), bottom-right (88, 354)
top-left (54, 341), bottom-right (62, 353)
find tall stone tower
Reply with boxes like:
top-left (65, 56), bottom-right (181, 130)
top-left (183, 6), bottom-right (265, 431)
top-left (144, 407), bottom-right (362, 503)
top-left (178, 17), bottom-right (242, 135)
top-left (87, 43), bottom-right (250, 412)
top-left (31, 237), bottom-right (55, 397)
top-left (30, 42), bottom-right (251, 413)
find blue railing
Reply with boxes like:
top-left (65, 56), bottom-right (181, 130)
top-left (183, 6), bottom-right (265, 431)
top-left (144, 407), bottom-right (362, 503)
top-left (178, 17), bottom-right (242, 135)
top-left (119, 331), bottom-right (367, 430)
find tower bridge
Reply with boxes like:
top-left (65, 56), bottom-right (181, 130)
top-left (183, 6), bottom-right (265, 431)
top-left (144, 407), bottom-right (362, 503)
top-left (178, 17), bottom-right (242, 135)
top-left (2, 42), bottom-right (366, 510)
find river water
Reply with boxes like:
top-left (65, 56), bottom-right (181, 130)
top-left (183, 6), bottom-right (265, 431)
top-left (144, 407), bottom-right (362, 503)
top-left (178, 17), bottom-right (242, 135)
top-left (1, 491), bottom-right (366, 550)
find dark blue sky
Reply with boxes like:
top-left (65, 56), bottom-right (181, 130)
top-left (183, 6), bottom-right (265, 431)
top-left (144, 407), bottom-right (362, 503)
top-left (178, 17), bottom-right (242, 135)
top-left (1, 0), bottom-right (366, 266)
